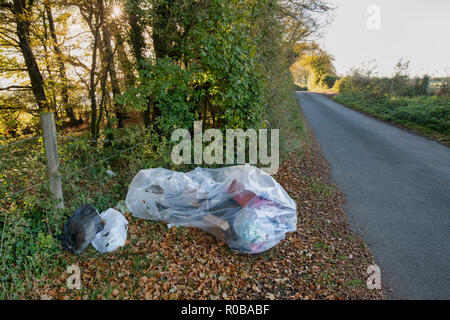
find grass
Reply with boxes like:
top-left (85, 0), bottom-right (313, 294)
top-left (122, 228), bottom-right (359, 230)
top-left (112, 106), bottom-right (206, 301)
top-left (293, 83), bottom-right (307, 92)
top-left (335, 92), bottom-right (450, 141)
top-left (0, 124), bottom-right (185, 298)
top-left (268, 73), bottom-right (308, 156)
top-left (309, 181), bottom-right (333, 196)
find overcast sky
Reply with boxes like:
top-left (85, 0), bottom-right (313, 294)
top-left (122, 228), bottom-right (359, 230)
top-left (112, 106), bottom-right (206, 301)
top-left (320, 0), bottom-right (450, 77)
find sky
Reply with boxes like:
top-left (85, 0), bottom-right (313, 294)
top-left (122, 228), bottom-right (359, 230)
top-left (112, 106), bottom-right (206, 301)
top-left (320, 0), bottom-right (450, 77)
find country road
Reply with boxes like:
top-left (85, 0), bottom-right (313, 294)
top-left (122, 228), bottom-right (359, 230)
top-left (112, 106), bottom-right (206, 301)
top-left (296, 92), bottom-right (450, 300)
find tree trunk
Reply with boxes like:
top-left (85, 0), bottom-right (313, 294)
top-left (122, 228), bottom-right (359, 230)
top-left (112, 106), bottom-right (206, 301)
top-left (41, 11), bottom-right (57, 114)
top-left (101, 24), bottom-right (124, 128)
top-left (127, 0), bottom-right (145, 65)
top-left (152, 0), bottom-right (173, 59)
top-left (45, 2), bottom-right (79, 126)
top-left (13, 0), bottom-right (49, 111)
top-left (127, 0), bottom-right (150, 127)
top-left (112, 30), bottom-right (136, 88)
top-left (90, 9), bottom-right (102, 139)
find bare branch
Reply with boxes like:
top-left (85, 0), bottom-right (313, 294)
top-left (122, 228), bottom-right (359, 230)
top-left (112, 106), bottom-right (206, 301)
top-left (63, 55), bottom-right (90, 72)
top-left (0, 33), bottom-right (20, 46)
top-left (0, 68), bottom-right (27, 72)
top-left (0, 85), bottom-right (32, 91)
top-left (0, 1), bottom-right (13, 10)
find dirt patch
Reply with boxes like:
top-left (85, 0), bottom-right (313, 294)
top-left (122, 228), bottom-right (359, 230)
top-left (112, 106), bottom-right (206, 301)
top-left (319, 92), bottom-right (339, 100)
top-left (309, 89), bottom-right (339, 101)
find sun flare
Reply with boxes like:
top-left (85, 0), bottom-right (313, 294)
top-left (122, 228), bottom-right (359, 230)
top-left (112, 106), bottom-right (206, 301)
top-left (111, 5), bottom-right (121, 19)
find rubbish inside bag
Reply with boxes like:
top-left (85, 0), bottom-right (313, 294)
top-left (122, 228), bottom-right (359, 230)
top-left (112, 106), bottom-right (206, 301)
top-left (57, 204), bottom-right (105, 255)
top-left (91, 208), bottom-right (128, 253)
top-left (126, 164), bottom-right (297, 253)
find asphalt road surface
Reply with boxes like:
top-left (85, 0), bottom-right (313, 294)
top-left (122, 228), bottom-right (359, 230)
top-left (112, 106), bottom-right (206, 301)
top-left (296, 91), bottom-right (450, 300)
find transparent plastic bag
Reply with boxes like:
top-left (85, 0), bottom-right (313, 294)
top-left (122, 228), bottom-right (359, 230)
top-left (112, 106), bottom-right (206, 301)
top-left (126, 165), bottom-right (297, 253)
top-left (91, 208), bottom-right (128, 253)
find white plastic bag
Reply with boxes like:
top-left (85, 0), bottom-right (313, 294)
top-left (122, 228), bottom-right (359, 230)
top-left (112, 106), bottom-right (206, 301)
top-left (126, 165), bottom-right (297, 253)
top-left (91, 208), bottom-right (128, 253)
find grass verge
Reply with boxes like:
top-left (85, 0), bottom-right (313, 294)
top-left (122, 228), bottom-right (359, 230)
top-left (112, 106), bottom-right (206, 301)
top-left (335, 92), bottom-right (450, 144)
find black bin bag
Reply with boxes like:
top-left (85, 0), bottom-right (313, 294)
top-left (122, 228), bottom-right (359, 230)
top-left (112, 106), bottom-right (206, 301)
top-left (58, 204), bottom-right (104, 255)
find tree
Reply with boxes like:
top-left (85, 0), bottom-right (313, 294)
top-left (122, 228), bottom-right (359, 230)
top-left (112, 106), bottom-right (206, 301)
top-left (111, 24), bottom-right (136, 88)
top-left (76, 0), bottom-right (104, 138)
top-left (100, 7), bottom-right (124, 128)
top-left (1, 0), bottom-right (50, 111)
top-left (126, 0), bottom-right (152, 127)
top-left (298, 48), bottom-right (335, 88)
top-left (44, 0), bottom-right (79, 125)
top-left (0, 0), bottom-right (334, 138)
top-left (277, 0), bottom-right (333, 44)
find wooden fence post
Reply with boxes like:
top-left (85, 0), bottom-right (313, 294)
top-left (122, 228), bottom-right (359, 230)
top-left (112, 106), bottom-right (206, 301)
top-left (41, 112), bottom-right (64, 209)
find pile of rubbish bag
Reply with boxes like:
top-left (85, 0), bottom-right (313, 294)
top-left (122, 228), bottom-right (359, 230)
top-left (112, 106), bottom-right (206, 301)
top-left (58, 205), bottom-right (128, 255)
top-left (126, 165), bottom-right (297, 253)
top-left (59, 165), bottom-right (297, 255)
